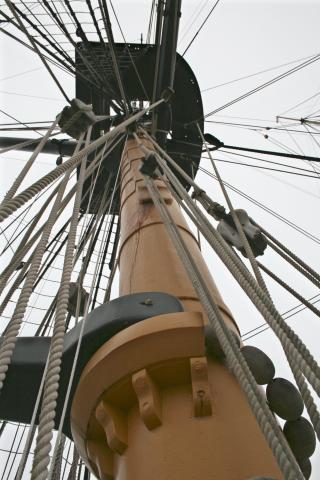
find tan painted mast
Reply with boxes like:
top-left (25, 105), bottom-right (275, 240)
top-left (70, 134), bottom-right (283, 480)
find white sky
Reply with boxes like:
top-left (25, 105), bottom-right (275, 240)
top-left (1, 0), bottom-right (320, 478)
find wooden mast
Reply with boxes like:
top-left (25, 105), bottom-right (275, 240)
top-left (70, 134), bottom-right (284, 480)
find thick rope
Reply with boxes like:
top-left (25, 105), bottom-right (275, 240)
top-left (0, 131), bottom-right (124, 299)
top-left (145, 175), bottom-right (303, 480)
top-left (0, 181), bottom-right (68, 297)
top-left (0, 97), bottom-right (165, 224)
top-left (0, 168), bottom-right (71, 392)
top-left (0, 119), bottom-right (58, 206)
top-left (48, 152), bottom-right (123, 479)
top-left (30, 132), bottom-right (90, 480)
top-left (0, 260), bottom-right (30, 321)
top-left (288, 356), bottom-right (320, 441)
top-left (147, 137), bottom-right (320, 398)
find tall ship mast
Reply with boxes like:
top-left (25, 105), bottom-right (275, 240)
top-left (0, 1), bottom-right (320, 479)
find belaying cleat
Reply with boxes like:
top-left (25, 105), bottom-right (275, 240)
top-left (217, 209), bottom-right (267, 257)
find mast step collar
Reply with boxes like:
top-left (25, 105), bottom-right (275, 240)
top-left (58, 98), bottom-right (96, 139)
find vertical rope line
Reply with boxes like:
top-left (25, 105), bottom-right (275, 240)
top-left (51, 435), bottom-right (66, 480)
top-left (48, 154), bottom-right (123, 479)
top-left (0, 165), bottom-right (73, 393)
top-left (14, 353), bottom-right (50, 480)
top-left (30, 129), bottom-right (91, 480)
top-left (66, 446), bottom-right (79, 480)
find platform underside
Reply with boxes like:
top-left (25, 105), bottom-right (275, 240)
top-left (75, 43), bottom-right (204, 213)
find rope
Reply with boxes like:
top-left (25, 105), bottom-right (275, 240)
top-left (5, 0), bottom-right (71, 103)
top-left (0, 161), bottom-right (82, 299)
top-left (0, 146), bottom-right (101, 288)
top-left (0, 167), bottom-right (71, 393)
top-left (66, 447), bottom-right (79, 480)
top-left (144, 174), bottom-right (303, 480)
top-left (0, 260), bottom-right (30, 321)
top-left (144, 132), bottom-right (320, 399)
top-left (30, 131), bottom-right (90, 480)
top-left (182, 0), bottom-right (221, 57)
top-left (0, 119), bottom-right (59, 205)
top-left (48, 156), bottom-right (122, 479)
top-left (0, 98), bottom-right (165, 224)
top-left (288, 357), bottom-right (320, 442)
top-left (51, 435), bottom-right (66, 480)
top-left (15, 341), bottom-right (52, 480)
top-left (258, 262), bottom-right (320, 319)
top-left (99, 0), bottom-right (129, 114)
top-left (201, 131), bottom-right (320, 431)
top-left (198, 124), bottom-right (269, 293)
top-left (261, 231), bottom-right (320, 290)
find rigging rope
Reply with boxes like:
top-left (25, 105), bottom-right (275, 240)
top-left (182, 0), bottom-right (221, 57)
top-left (30, 129), bottom-right (90, 480)
top-left (142, 129), bottom-right (320, 398)
top-left (0, 163), bottom-right (73, 393)
top-left (144, 171), bottom-right (304, 480)
top-left (188, 52), bottom-right (320, 125)
top-left (4, 0), bottom-right (71, 103)
top-left (0, 96), bottom-right (165, 224)
top-left (0, 119), bottom-right (59, 206)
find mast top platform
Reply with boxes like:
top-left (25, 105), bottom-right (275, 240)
top-left (75, 42), bottom-right (204, 213)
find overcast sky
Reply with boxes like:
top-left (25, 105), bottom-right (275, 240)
top-left (1, 0), bottom-right (320, 478)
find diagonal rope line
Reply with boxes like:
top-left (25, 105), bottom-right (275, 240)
top-left (4, 0), bottom-right (71, 103)
top-left (144, 172), bottom-right (303, 480)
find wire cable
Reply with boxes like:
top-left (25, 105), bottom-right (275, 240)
top-left (182, 0), bottom-right (221, 57)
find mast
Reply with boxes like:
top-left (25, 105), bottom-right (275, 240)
top-left (1, 2), bottom-right (319, 479)
top-left (70, 133), bottom-right (283, 480)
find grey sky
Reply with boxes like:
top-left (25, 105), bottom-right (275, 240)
top-left (1, 0), bottom-right (320, 478)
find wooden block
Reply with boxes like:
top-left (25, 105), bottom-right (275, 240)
top-left (95, 400), bottom-right (128, 455)
top-left (190, 357), bottom-right (212, 417)
top-left (132, 368), bottom-right (162, 430)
